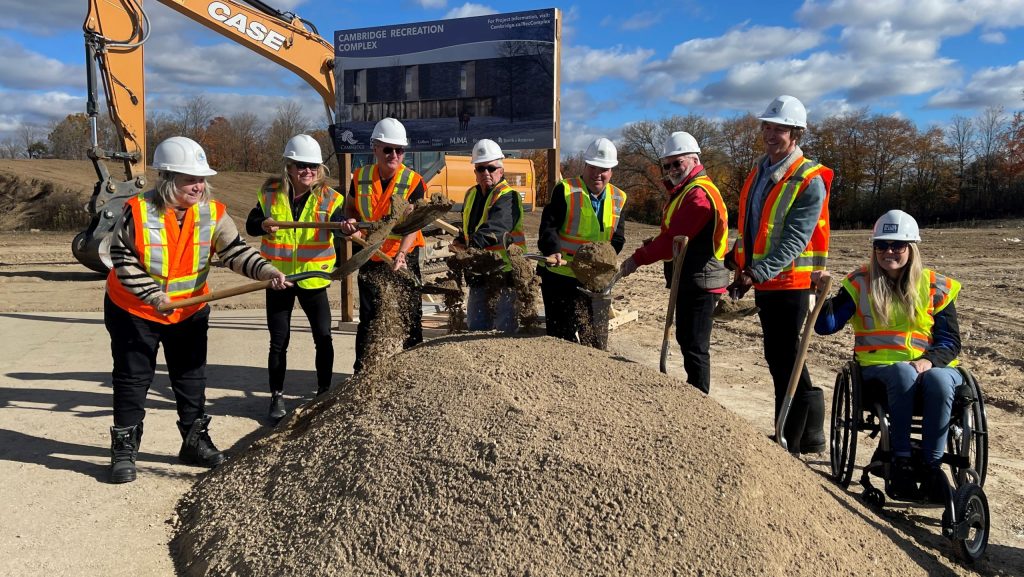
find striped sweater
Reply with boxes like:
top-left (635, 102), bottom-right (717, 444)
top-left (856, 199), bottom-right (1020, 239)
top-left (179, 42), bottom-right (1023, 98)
top-left (109, 204), bottom-right (278, 307)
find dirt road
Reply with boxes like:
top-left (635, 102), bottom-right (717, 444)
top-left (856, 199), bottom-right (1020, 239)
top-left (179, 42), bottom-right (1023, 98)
top-left (1, 220), bottom-right (1023, 575)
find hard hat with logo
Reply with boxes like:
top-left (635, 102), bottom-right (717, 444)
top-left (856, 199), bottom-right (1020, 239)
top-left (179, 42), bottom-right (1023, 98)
top-left (370, 118), bottom-right (409, 147)
top-left (283, 134), bottom-right (323, 164)
top-left (152, 136), bottom-right (216, 177)
top-left (660, 131), bottom-right (701, 159)
top-left (757, 94), bottom-right (808, 129)
top-left (872, 209), bottom-right (921, 242)
top-left (583, 137), bottom-right (618, 168)
top-left (471, 139), bottom-right (504, 164)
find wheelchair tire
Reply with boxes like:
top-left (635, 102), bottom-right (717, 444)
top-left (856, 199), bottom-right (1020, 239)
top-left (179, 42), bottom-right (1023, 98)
top-left (830, 361), bottom-right (860, 488)
top-left (947, 483), bottom-right (989, 563)
top-left (947, 368), bottom-right (988, 488)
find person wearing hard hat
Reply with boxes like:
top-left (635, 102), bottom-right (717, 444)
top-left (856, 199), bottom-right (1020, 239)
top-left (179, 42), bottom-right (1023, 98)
top-left (104, 136), bottom-right (291, 483)
top-left (338, 118), bottom-right (427, 373)
top-left (245, 134), bottom-right (344, 422)
top-left (618, 132), bottom-right (729, 393)
top-left (726, 94), bottom-right (833, 454)
top-left (813, 210), bottom-right (963, 502)
top-left (537, 137), bottom-right (627, 348)
top-left (452, 138), bottom-right (526, 333)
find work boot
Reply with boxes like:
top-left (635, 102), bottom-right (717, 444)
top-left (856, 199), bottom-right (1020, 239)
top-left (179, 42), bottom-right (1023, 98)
top-left (921, 464), bottom-right (951, 504)
top-left (109, 422), bottom-right (143, 484)
top-left (315, 384), bottom-right (331, 397)
top-left (889, 456), bottom-right (919, 500)
top-left (177, 415), bottom-right (225, 468)
top-left (268, 392), bottom-right (286, 422)
top-left (800, 387), bottom-right (827, 454)
top-left (780, 395), bottom-right (809, 454)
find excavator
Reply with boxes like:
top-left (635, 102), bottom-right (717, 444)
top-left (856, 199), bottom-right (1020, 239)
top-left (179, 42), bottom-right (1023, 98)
top-left (75, 0), bottom-right (337, 273)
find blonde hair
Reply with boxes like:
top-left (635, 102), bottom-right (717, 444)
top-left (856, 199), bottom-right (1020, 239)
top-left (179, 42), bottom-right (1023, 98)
top-left (282, 161), bottom-right (327, 196)
top-left (152, 171), bottom-right (212, 212)
top-left (867, 242), bottom-right (923, 326)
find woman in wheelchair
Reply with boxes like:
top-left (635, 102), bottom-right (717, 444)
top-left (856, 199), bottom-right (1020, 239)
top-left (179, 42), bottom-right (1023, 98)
top-left (812, 210), bottom-right (962, 502)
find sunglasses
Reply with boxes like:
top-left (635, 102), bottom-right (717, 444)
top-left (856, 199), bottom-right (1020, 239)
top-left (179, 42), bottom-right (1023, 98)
top-left (292, 162), bottom-right (319, 171)
top-left (379, 146), bottom-right (405, 156)
top-left (474, 165), bottom-right (501, 174)
top-left (873, 240), bottom-right (910, 253)
top-left (661, 158), bottom-right (687, 171)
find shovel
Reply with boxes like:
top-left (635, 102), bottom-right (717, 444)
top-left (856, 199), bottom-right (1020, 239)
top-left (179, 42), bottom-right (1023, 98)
top-left (349, 234), bottom-right (423, 287)
top-left (774, 275), bottom-right (832, 451)
top-left (389, 198), bottom-right (455, 236)
top-left (660, 236), bottom-right (689, 374)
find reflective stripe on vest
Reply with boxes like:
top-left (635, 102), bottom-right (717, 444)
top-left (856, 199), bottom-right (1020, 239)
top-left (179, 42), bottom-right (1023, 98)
top-left (842, 266), bottom-right (961, 366)
top-left (662, 175), bottom-right (729, 261)
top-left (258, 181), bottom-right (342, 289)
top-left (353, 164), bottom-right (425, 259)
top-left (462, 179), bottom-right (525, 272)
top-left (548, 178), bottom-right (627, 278)
top-left (735, 157), bottom-right (832, 290)
top-left (105, 192), bottom-right (222, 324)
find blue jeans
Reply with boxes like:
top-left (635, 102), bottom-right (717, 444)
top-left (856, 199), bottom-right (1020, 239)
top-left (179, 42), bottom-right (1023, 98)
top-left (467, 285), bottom-right (518, 333)
top-left (862, 362), bottom-right (963, 466)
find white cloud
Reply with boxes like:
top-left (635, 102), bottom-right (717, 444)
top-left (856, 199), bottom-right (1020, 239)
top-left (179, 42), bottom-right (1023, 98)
top-left (651, 26), bottom-right (824, 80)
top-left (562, 45), bottom-right (655, 83)
top-left (620, 11), bottom-right (661, 31)
top-left (797, 0), bottom-right (1024, 34)
top-left (144, 34), bottom-right (290, 92)
top-left (416, 0), bottom-right (448, 8)
top-left (444, 3), bottom-right (496, 19)
top-left (0, 0), bottom-right (82, 34)
top-left (980, 30), bottom-right (1006, 44)
top-left (0, 90), bottom-right (83, 127)
top-left (927, 61), bottom-right (1024, 109)
top-left (838, 22), bottom-right (940, 60)
top-left (0, 38), bottom-right (81, 90)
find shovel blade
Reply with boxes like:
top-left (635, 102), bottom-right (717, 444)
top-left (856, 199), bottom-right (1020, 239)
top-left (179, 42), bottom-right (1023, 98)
top-left (332, 238), bottom-right (384, 278)
top-left (391, 199), bottom-right (454, 236)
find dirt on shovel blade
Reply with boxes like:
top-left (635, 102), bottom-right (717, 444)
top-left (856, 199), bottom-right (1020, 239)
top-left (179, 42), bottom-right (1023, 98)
top-left (391, 193), bottom-right (454, 236)
top-left (571, 242), bottom-right (618, 292)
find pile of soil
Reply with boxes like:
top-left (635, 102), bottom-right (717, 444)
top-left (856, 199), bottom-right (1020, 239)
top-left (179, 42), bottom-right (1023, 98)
top-left (171, 335), bottom-right (927, 577)
top-left (713, 298), bottom-right (760, 322)
top-left (572, 242), bottom-right (618, 291)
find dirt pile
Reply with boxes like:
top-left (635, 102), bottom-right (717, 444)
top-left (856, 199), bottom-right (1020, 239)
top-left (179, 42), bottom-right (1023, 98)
top-left (172, 335), bottom-right (928, 577)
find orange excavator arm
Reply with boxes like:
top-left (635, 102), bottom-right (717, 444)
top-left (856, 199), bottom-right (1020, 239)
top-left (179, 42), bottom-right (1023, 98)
top-left (75, 0), bottom-right (337, 273)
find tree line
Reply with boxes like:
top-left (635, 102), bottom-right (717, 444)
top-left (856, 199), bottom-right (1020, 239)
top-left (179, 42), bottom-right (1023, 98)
top-left (18, 94), bottom-right (1024, 228)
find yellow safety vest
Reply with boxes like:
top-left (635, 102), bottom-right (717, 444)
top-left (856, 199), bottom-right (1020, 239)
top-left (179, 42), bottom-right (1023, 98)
top-left (843, 266), bottom-right (960, 366)
top-left (662, 175), bottom-right (729, 261)
top-left (461, 179), bottom-right (525, 272)
top-left (258, 180), bottom-right (343, 289)
top-left (548, 177), bottom-right (627, 278)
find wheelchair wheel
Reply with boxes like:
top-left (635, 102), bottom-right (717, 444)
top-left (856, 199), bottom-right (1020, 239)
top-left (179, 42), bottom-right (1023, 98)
top-left (948, 368), bottom-right (988, 488)
top-left (830, 361), bottom-right (860, 488)
top-left (946, 483), bottom-right (989, 563)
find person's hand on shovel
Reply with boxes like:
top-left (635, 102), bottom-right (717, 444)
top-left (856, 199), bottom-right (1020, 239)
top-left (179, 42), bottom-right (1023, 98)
top-left (727, 268), bottom-right (754, 300)
top-left (260, 219), bottom-right (280, 235)
top-left (338, 218), bottom-right (363, 239)
top-left (810, 270), bottom-right (831, 288)
top-left (618, 255), bottom-right (639, 277)
top-left (546, 252), bottom-right (567, 267)
top-left (268, 270), bottom-right (292, 291)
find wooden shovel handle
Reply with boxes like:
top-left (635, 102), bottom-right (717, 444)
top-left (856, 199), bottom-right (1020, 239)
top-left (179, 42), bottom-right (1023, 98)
top-left (157, 279), bottom-right (272, 312)
top-left (349, 234), bottom-right (394, 265)
top-left (264, 218), bottom-right (344, 230)
top-left (433, 219), bottom-right (460, 235)
top-left (660, 236), bottom-right (689, 374)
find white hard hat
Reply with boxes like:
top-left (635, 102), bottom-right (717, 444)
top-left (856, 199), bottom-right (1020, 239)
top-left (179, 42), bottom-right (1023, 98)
top-left (872, 210), bottom-right (921, 242)
top-left (283, 134), bottom-right (322, 164)
top-left (757, 95), bottom-right (808, 129)
top-left (583, 137), bottom-right (617, 168)
top-left (152, 136), bottom-right (216, 177)
top-left (370, 118), bottom-right (409, 147)
top-left (661, 131), bottom-right (700, 159)
top-left (471, 139), bottom-right (504, 164)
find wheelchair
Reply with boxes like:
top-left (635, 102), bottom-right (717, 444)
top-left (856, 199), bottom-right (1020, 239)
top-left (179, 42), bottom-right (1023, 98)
top-left (829, 360), bottom-right (990, 563)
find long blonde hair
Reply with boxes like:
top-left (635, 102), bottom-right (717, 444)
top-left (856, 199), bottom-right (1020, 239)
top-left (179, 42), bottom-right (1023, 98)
top-left (152, 171), bottom-right (212, 212)
top-left (867, 242), bottom-right (923, 326)
top-left (281, 161), bottom-right (327, 197)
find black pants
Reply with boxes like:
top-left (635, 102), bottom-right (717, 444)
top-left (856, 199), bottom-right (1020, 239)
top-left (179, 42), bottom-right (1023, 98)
top-left (104, 295), bottom-right (210, 428)
top-left (354, 249), bottom-right (423, 373)
top-left (674, 289), bottom-right (721, 394)
top-left (754, 288), bottom-right (814, 416)
top-left (265, 285), bottom-right (334, 393)
top-left (539, 267), bottom-right (604, 348)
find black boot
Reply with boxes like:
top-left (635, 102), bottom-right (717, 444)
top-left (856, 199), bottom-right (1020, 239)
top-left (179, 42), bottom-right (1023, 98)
top-left (889, 456), bottom-right (919, 500)
top-left (780, 395), bottom-right (809, 454)
top-left (177, 415), bottom-right (225, 468)
top-left (268, 392), bottom-right (286, 422)
top-left (800, 387), bottom-right (827, 454)
top-left (109, 422), bottom-right (143, 484)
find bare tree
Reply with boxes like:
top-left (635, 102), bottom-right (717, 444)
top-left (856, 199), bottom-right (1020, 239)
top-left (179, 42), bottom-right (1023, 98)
top-left (975, 106), bottom-right (1007, 213)
top-left (945, 115), bottom-right (975, 218)
top-left (266, 101), bottom-right (310, 164)
top-left (0, 137), bottom-right (20, 159)
top-left (174, 94), bottom-right (215, 143)
top-left (17, 123), bottom-right (43, 158)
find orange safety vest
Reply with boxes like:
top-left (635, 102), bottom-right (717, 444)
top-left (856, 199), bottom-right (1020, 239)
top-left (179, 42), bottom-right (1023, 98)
top-left (105, 192), bottom-right (223, 324)
top-left (547, 177), bottom-right (627, 278)
top-left (735, 156), bottom-right (832, 290)
top-left (258, 180), bottom-right (342, 289)
top-left (462, 179), bottom-right (525, 272)
top-left (661, 175), bottom-right (729, 261)
top-left (843, 266), bottom-right (960, 366)
top-left (352, 164), bottom-right (425, 261)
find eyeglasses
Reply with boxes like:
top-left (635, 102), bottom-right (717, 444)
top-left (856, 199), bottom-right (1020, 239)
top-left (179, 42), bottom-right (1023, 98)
top-left (873, 240), bottom-right (910, 253)
top-left (661, 158), bottom-right (687, 171)
top-left (379, 146), bottom-right (405, 156)
top-left (474, 165), bottom-right (501, 174)
top-left (292, 162), bottom-right (319, 171)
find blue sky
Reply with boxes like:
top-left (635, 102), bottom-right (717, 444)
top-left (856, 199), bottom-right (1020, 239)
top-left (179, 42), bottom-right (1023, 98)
top-left (2, 0), bottom-right (1024, 156)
